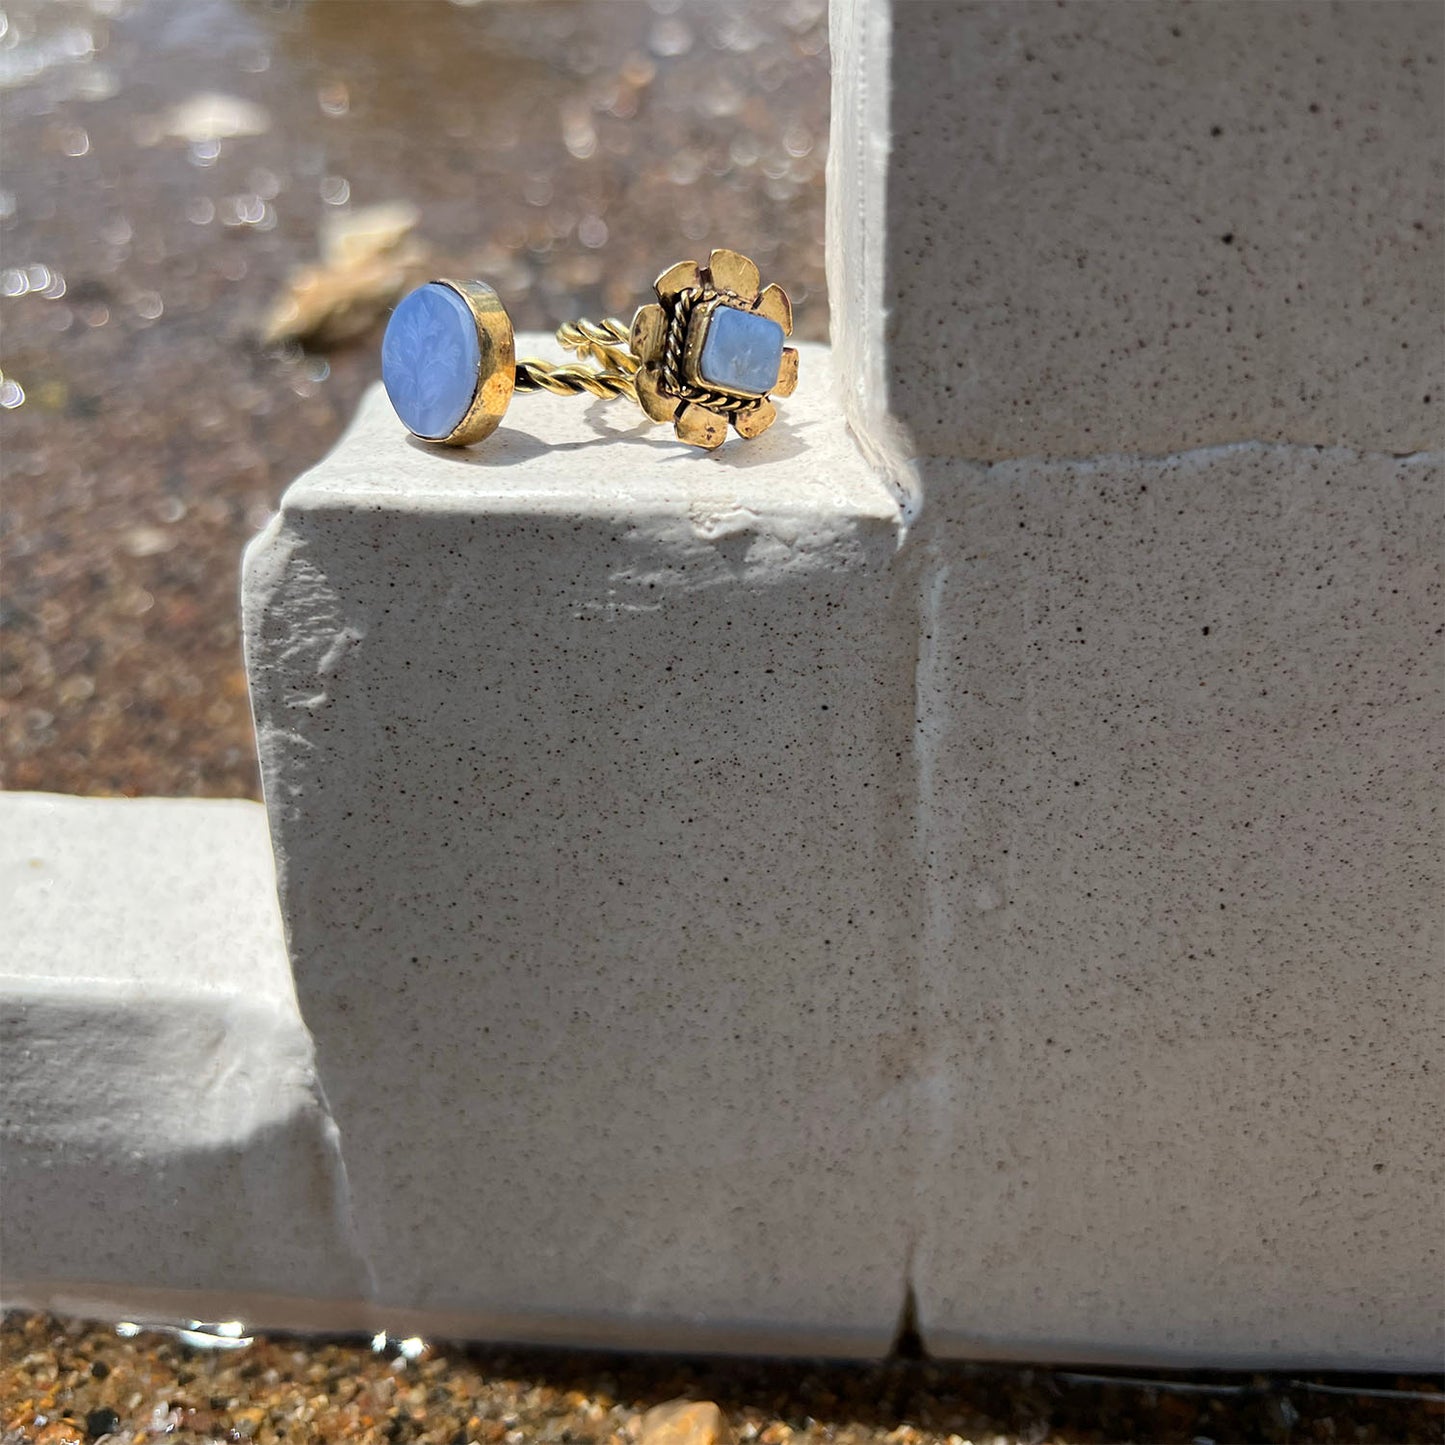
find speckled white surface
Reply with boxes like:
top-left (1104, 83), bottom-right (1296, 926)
top-left (244, 307), bottom-right (1443, 1363)
top-left (907, 445), bottom-right (1443, 1367)
top-left (9, 2), bottom-right (1438, 1364)
top-left (245, 346), bottom-right (917, 1358)
top-left (0, 794), bottom-right (362, 1320)
top-left (235, 0), bottom-right (1445, 1360)
top-left (823, 0), bottom-right (1443, 1366)
top-left (830, 0), bottom-right (1443, 466)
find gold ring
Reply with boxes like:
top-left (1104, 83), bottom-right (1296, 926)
top-left (381, 249), bottom-right (797, 451)
top-left (624, 246), bottom-right (798, 449)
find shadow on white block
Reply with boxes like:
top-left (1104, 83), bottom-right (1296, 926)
top-left (0, 793), bottom-right (365, 1330)
top-left (242, 342), bottom-right (918, 1358)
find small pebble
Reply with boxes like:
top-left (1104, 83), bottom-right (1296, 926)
top-left (84, 1405), bottom-right (119, 1438)
top-left (640, 1400), bottom-right (734, 1445)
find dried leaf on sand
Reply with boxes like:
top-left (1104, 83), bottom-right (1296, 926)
top-left (259, 202), bottom-right (428, 348)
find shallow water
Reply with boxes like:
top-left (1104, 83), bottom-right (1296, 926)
top-left (0, 0), bottom-right (829, 796)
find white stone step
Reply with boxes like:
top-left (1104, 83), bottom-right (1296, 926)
top-left (4, 0), bottom-right (1439, 1368)
top-left (0, 792), bottom-right (362, 1333)
top-left (243, 344), bottom-right (916, 1358)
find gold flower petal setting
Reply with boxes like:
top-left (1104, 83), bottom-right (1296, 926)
top-left (628, 248), bottom-right (799, 450)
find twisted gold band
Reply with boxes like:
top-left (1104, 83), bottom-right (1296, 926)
top-left (555, 317), bottom-right (637, 375)
top-left (513, 316), bottom-right (641, 403)
top-left (514, 359), bottom-right (637, 401)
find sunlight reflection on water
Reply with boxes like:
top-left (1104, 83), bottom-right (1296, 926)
top-left (0, 0), bottom-right (829, 797)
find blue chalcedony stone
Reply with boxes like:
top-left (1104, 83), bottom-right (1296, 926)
top-left (697, 304), bottom-right (785, 396)
top-left (381, 283), bottom-right (481, 439)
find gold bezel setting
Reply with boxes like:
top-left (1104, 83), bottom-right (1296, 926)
top-left (435, 278), bottom-right (515, 447)
top-left (680, 297), bottom-right (784, 401)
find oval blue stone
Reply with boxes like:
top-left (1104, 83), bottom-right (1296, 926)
top-left (382, 283), bottom-right (481, 440)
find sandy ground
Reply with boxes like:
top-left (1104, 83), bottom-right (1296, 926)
top-left (3, 1312), bottom-right (1442, 1445)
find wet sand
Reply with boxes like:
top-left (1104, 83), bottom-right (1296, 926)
top-left (4, 1312), bottom-right (1442, 1445)
top-left (1, 0), bottom-right (828, 796)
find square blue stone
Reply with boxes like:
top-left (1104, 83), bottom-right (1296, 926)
top-left (697, 305), bottom-right (785, 396)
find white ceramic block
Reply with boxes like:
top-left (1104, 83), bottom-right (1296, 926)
top-left (7, 0), bottom-right (1436, 1369)
top-left (908, 446), bottom-right (1443, 1367)
top-left (230, 0), bottom-right (1442, 1364)
top-left (244, 347), bottom-right (917, 1356)
top-left (0, 793), bottom-right (361, 1328)
top-left (829, 0), bottom-right (1443, 465)
top-left (239, 382), bottom-right (1441, 1364)
top-left (823, 0), bottom-right (1443, 1366)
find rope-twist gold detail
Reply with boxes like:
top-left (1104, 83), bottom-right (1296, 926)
top-left (660, 288), bottom-right (761, 416)
top-left (555, 317), bottom-right (637, 374)
top-left (514, 359), bottom-right (637, 401)
top-left (513, 317), bottom-right (638, 402)
top-left (514, 298), bottom-right (768, 417)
